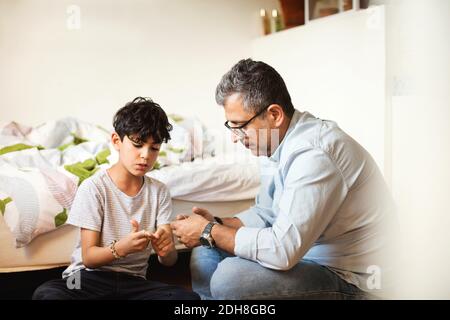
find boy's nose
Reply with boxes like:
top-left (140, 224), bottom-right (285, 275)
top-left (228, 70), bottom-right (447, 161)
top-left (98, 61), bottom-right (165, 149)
top-left (140, 149), bottom-right (149, 159)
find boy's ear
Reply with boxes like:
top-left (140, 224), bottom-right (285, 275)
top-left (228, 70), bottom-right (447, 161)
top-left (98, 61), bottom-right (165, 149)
top-left (111, 132), bottom-right (122, 151)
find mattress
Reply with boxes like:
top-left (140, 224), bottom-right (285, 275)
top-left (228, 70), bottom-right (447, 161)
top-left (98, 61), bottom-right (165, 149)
top-left (0, 198), bottom-right (254, 273)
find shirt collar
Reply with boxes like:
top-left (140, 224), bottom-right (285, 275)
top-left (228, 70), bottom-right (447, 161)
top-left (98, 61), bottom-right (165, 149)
top-left (269, 109), bottom-right (303, 163)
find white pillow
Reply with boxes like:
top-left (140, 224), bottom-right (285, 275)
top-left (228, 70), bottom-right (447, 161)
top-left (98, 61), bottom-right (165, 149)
top-left (0, 164), bottom-right (77, 247)
top-left (147, 155), bottom-right (260, 202)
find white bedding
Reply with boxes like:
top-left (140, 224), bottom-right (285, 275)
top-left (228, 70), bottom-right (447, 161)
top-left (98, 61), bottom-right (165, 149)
top-left (148, 156), bottom-right (259, 202)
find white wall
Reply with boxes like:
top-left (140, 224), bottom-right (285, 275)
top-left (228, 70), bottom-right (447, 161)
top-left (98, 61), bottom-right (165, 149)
top-left (382, 0), bottom-right (450, 299)
top-left (252, 8), bottom-right (387, 173)
top-left (0, 0), bottom-right (278, 133)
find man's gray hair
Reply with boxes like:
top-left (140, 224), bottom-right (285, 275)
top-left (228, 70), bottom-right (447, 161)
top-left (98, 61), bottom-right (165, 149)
top-left (215, 58), bottom-right (295, 118)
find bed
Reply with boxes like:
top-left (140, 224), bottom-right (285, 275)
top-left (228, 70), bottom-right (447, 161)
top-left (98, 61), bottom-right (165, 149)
top-left (0, 117), bottom-right (259, 273)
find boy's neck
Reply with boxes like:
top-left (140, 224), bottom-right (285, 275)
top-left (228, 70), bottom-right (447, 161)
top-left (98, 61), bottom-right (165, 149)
top-left (107, 163), bottom-right (144, 197)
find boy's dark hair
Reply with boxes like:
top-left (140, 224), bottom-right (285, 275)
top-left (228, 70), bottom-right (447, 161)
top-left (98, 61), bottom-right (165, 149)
top-left (215, 58), bottom-right (295, 118)
top-left (113, 97), bottom-right (172, 144)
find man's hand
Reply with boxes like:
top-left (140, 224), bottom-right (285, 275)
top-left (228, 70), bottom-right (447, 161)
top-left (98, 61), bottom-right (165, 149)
top-left (115, 220), bottom-right (150, 257)
top-left (171, 213), bottom-right (209, 248)
top-left (192, 207), bottom-right (215, 222)
top-left (175, 206), bottom-right (214, 222)
top-left (149, 225), bottom-right (176, 258)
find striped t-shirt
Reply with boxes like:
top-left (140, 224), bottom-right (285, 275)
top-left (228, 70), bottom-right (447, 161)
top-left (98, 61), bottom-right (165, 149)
top-left (62, 169), bottom-right (173, 279)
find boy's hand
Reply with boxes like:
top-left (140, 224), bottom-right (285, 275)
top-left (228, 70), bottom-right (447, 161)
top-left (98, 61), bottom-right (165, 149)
top-left (115, 220), bottom-right (150, 257)
top-left (149, 225), bottom-right (176, 258)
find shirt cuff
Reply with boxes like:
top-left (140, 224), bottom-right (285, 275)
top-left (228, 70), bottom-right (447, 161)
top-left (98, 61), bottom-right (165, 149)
top-left (234, 208), bottom-right (266, 228)
top-left (234, 227), bottom-right (260, 261)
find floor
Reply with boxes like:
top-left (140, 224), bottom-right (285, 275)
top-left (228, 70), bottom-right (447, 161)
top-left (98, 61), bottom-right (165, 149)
top-left (0, 251), bottom-right (192, 300)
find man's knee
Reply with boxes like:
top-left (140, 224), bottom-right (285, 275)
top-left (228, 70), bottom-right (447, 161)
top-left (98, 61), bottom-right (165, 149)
top-left (190, 246), bottom-right (222, 274)
top-left (210, 257), bottom-right (247, 299)
top-left (190, 246), bottom-right (206, 267)
top-left (190, 246), bottom-right (219, 262)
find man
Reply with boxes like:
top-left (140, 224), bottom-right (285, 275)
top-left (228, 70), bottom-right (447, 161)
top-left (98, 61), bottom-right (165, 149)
top-left (171, 59), bottom-right (396, 299)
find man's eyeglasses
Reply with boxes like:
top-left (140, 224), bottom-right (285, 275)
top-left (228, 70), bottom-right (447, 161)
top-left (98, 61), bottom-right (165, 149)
top-left (224, 105), bottom-right (270, 139)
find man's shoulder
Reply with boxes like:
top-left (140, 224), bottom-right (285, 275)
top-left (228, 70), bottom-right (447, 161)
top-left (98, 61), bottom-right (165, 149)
top-left (282, 114), bottom-right (375, 186)
top-left (280, 114), bottom-right (326, 159)
top-left (294, 113), bottom-right (345, 146)
top-left (280, 114), bottom-right (359, 167)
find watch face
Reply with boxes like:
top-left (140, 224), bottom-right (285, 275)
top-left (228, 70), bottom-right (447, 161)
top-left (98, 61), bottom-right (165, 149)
top-left (200, 236), bottom-right (211, 248)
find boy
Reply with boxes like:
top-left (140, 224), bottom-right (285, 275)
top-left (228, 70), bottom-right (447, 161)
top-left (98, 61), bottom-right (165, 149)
top-left (33, 97), bottom-right (199, 300)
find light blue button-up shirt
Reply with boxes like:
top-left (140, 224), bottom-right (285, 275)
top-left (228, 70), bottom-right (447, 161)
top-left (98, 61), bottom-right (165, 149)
top-left (234, 110), bottom-right (396, 292)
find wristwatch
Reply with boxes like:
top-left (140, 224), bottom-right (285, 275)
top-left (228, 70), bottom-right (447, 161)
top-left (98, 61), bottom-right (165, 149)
top-left (199, 221), bottom-right (218, 249)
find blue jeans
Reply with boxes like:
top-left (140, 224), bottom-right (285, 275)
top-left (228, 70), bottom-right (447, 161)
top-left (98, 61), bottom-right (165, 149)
top-left (190, 246), bottom-right (371, 300)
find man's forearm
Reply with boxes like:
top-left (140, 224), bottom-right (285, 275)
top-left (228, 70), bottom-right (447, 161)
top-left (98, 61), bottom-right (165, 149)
top-left (222, 217), bottom-right (243, 229)
top-left (211, 224), bottom-right (237, 255)
top-left (209, 217), bottom-right (242, 254)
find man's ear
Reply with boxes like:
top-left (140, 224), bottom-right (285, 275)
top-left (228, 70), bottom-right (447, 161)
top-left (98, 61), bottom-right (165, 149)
top-left (111, 132), bottom-right (122, 151)
top-left (267, 104), bottom-right (285, 128)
